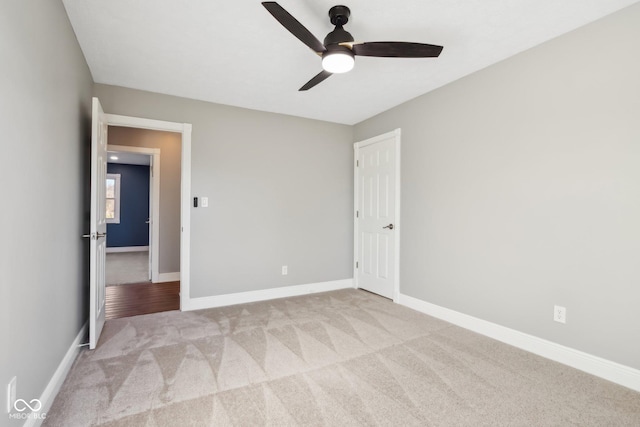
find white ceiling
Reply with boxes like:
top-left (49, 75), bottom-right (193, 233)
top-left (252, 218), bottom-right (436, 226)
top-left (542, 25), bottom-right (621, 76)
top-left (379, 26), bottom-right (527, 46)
top-left (63, 0), bottom-right (638, 125)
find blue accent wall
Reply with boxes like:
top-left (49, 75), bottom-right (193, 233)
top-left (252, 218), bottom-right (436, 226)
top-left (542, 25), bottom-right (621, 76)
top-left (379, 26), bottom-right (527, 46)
top-left (107, 163), bottom-right (150, 247)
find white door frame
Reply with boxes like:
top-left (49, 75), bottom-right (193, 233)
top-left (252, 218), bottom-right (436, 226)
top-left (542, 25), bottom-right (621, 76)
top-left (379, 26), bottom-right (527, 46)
top-left (353, 128), bottom-right (402, 302)
top-left (106, 144), bottom-right (161, 282)
top-left (106, 113), bottom-right (192, 310)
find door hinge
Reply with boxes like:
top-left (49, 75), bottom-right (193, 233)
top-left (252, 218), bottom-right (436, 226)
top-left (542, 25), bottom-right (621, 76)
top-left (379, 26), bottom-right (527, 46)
top-left (356, 160), bottom-right (359, 167)
top-left (356, 261), bottom-right (359, 268)
top-left (356, 210), bottom-right (359, 218)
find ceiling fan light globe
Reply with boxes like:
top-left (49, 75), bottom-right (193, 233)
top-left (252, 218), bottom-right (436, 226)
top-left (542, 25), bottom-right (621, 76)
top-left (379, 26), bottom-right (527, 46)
top-left (322, 51), bottom-right (355, 73)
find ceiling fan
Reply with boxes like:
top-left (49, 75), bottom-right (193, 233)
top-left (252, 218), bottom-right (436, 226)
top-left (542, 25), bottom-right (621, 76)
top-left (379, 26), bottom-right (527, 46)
top-left (262, 2), bottom-right (443, 91)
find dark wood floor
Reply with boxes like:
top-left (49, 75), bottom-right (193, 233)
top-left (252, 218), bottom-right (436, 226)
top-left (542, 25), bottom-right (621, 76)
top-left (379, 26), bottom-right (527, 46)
top-left (105, 281), bottom-right (180, 320)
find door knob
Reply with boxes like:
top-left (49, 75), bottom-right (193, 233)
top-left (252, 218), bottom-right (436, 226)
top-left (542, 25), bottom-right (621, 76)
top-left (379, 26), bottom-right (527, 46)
top-left (81, 232), bottom-right (107, 239)
top-left (383, 224), bottom-right (394, 230)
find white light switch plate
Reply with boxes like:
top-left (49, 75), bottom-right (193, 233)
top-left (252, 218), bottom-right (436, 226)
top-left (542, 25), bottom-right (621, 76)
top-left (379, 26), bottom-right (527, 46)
top-left (201, 197), bottom-right (209, 208)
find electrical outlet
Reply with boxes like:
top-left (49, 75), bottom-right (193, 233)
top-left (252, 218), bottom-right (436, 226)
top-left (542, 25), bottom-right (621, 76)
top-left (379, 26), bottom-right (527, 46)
top-left (7, 376), bottom-right (16, 414)
top-left (281, 265), bottom-right (288, 275)
top-left (554, 305), bottom-right (566, 324)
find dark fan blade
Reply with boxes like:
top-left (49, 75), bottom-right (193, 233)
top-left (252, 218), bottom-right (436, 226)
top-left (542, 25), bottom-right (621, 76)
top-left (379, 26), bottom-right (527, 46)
top-left (352, 42), bottom-right (443, 58)
top-left (262, 2), bottom-right (326, 54)
top-left (299, 70), bottom-right (332, 91)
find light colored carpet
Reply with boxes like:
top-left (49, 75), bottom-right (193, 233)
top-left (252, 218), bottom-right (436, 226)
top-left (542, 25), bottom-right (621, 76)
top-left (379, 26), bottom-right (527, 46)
top-left (106, 251), bottom-right (150, 286)
top-left (45, 289), bottom-right (640, 426)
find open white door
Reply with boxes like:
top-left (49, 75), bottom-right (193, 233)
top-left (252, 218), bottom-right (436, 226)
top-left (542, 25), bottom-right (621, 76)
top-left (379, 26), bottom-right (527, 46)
top-left (354, 129), bottom-right (401, 300)
top-left (89, 97), bottom-right (108, 349)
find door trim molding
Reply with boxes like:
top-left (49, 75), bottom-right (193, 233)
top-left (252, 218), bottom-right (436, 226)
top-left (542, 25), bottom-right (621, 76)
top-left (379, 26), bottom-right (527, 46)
top-left (107, 144), bottom-right (160, 282)
top-left (106, 113), bottom-right (192, 311)
top-left (353, 128), bottom-right (402, 302)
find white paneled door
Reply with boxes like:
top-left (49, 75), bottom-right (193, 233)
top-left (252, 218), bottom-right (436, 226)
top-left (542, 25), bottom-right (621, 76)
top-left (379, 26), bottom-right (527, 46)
top-left (88, 97), bottom-right (108, 349)
top-left (354, 129), bottom-right (400, 300)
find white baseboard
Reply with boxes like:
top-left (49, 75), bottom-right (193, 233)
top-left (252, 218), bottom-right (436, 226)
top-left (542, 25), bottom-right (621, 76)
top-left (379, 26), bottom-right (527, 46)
top-left (155, 272), bottom-right (180, 283)
top-left (183, 279), bottom-right (354, 311)
top-left (106, 246), bottom-right (149, 253)
top-left (24, 322), bottom-right (88, 427)
top-left (398, 293), bottom-right (640, 393)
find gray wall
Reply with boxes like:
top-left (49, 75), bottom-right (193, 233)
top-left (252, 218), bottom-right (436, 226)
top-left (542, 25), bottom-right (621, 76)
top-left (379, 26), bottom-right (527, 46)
top-left (108, 127), bottom-right (182, 274)
top-left (354, 4), bottom-right (640, 370)
top-left (0, 0), bottom-right (94, 422)
top-left (94, 84), bottom-right (354, 297)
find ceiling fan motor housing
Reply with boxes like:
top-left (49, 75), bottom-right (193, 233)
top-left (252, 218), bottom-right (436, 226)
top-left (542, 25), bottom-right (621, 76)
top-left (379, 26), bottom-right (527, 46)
top-left (324, 25), bottom-right (354, 46)
top-left (328, 5), bottom-right (350, 26)
top-left (324, 6), bottom-right (354, 46)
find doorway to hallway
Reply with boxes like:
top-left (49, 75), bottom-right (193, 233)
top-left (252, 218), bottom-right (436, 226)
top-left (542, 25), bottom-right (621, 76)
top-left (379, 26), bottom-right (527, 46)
top-left (105, 148), bottom-right (155, 287)
top-left (103, 128), bottom-right (180, 320)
